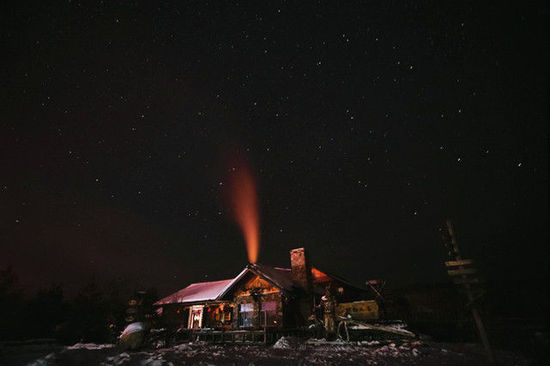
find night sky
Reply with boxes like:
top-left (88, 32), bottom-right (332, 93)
top-left (2, 1), bottom-right (548, 297)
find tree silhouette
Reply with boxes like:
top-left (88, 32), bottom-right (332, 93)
top-left (0, 266), bottom-right (24, 340)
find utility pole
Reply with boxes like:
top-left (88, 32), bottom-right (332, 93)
top-left (443, 219), bottom-right (495, 364)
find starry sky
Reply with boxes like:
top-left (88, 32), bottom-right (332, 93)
top-left (1, 1), bottom-right (548, 297)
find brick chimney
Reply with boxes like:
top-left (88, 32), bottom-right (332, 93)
top-left (290, 247), bottom-right (313, 293)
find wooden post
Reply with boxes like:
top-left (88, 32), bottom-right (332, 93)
top-left (263, 310), bottom-right (267, 344)
top-left (445, 219), bottom-right (495, 364)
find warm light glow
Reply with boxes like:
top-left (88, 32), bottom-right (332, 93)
top-left (311, 267), bottom-right (330, 282)
top-left (226, 154), bottom-right (260, 263)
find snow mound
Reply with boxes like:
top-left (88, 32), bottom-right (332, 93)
top-left (272, 336), bottom-right (304, 349)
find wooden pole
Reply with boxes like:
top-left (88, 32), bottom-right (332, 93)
top-left (446, 219), bottom-right (495, 364)
top-left (263, 310), bottom-right (267, 344)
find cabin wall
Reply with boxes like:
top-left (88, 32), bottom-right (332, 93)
top-left (159, 303), bottom-right (234, 330)
top-left (232, 292), bottom-right (284, 329)
top-left (160, 304), bottom-right (189, 329)
top-left (202, 303), bottom-right (234, 329)
top-left (230, 275), bottom-right (285, 329)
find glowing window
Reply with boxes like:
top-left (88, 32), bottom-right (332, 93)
top-left (261, 302), bottom-right (276, 312)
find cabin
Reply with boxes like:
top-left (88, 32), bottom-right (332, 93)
top-left (154, 248), bottom-right (376, 331)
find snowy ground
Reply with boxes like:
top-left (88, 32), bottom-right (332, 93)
top-left (16, 338), bottom-right (533, 366)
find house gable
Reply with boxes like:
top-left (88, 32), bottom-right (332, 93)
top-left (235, 275), bottom-right (281, 297)
top-left (217, 267), bottom-right (287, 329)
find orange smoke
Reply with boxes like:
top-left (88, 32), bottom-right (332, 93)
top-left (225, 156), bottom-right (259, 263)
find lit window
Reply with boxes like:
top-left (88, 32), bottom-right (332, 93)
top-left (222, 306), bottom-right (232, 323)
top-left (261, 302), bottom-right (276, 312)
top-left (239, 303), bottom-right (254, 327)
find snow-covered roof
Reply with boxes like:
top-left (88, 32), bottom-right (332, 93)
top-left (155, 263), bottom-right (369, 306)
top-left (154, 279), bottom-right (234, 305)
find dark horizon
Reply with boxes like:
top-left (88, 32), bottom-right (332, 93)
top-left (1, 1), bottom-right (548, 304)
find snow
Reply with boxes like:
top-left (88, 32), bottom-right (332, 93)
top-left (154, 279), bottom-right (234, 305)
top-left (347, 321), bottom-right (416, 337)
top-left (26, 352), bottom-right (55, 366)
top-left (139, 355), bottom-right (173, 366)
top-left (67, 342), bottom-right (115, 350)
top-left (358, 340), bottom-right (381, 346)
top-left (273, 336), bottom-right (304, 349)
top-left (101, 352), bottom-right (130, 366)
top-left (26, 339), bottom-right (531, 365)
top-left (120, 322), bottom-right (145, 337)
top-left (270, 336), bottom-right (425, 363)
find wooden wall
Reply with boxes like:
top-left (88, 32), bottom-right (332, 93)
top-left (231, 275), bottom-right (285, 329)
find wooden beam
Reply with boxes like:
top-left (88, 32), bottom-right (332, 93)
top-left (444, 220), bottom-right (494, 364)
top-left (445, 259), bottom-right (474, 267)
